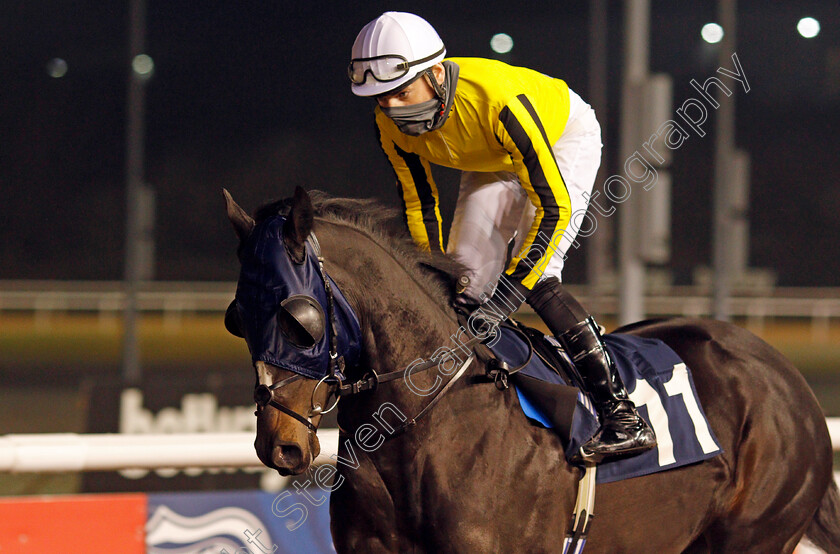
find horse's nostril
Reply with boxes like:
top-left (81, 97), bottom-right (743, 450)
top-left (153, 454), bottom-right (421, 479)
top-left (272, 444), bottom-right (303, 470)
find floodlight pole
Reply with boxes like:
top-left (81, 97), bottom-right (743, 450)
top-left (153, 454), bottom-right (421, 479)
top-left (587, 0), bottom-right (612, 303)
top-left (712, 0), bottom-right (737, 321)
top-left (617, 0), bottom-right (650, 325)
top-left (122, 0), bottom-right (151, 385)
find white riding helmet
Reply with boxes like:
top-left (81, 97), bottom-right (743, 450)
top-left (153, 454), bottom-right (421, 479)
top-left (349, 12), bottom-right (446, 97)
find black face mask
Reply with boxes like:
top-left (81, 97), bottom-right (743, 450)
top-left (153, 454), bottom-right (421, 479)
top-left (380, 97), bottom-right (444, 136)
top-left (380, 61), bottom-right (460, 137)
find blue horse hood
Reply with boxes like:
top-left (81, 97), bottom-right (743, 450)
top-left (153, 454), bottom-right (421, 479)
top-left (235, 214), bottom-right (362, 380)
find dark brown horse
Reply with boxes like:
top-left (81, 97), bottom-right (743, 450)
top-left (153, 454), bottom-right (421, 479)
top-left (225, 187), bottom-right (840, 553)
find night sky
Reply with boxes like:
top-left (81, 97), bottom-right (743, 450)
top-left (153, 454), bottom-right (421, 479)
top-left (2, 1), bottom-right (839, 286)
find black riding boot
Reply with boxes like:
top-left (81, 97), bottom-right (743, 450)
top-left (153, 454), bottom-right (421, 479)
top-left (527, 277), bottom-right (657, 463)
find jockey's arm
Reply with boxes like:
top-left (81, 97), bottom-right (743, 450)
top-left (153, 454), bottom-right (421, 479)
top-left (376, 126), bottom-right (445, 253)
top-left (493, 93), bottom-right (572, 305)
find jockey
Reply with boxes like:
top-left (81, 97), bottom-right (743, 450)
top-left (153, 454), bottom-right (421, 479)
top-left (348, 11), bottom-right (656, 463)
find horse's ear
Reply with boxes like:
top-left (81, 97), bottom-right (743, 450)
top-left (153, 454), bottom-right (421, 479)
top-left (283, 186), bottom-right (314, 263)
top-left (223, 188), bottom-right (256, 241)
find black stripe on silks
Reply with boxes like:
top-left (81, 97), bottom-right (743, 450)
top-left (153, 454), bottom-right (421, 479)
top-left (517, 95), bottom-right (569, 198)
top-left (376, 125), bottom-right (410, 223)
top-left (393, 142), bottom-right (441, 251)
top-left (499, 102), bottom-right (561, 281)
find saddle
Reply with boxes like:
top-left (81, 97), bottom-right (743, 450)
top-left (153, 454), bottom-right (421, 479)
top-left (463, 315), bottom-right (723, 485)
top-left (474, 318), bottom-right (601, 460)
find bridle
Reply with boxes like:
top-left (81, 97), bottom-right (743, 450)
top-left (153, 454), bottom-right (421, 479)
top-left (252, 230), bottom-right (532, 438)
top-left (254, 372), bottom-right (339, 433)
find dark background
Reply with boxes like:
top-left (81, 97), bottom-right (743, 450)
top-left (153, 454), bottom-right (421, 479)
top-left (2, 1), bottom-right (839, 286)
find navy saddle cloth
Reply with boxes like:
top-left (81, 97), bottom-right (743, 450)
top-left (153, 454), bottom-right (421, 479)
top-left (489, 323), bottom-right (722, 484)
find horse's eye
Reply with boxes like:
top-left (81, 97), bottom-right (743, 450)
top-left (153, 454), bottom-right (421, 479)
top-left (277, 295), bottom-right (326, 348)
top-left (224, 300), bottom-right (245, 338)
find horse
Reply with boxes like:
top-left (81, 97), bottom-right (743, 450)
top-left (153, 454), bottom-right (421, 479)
top-left (223, 186), bottom-right (840, 553)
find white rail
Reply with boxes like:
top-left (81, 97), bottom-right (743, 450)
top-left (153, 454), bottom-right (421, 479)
top-left (0, 422), bottom-right (837, 474)
top-left (0, 280), bottom-right (236, 313)
top-left (0, 430), bottom-right (339, 473)
top-left (4, 281), bottom-right (840, 322)
top-left (828, 418), bottom-right (840, 451)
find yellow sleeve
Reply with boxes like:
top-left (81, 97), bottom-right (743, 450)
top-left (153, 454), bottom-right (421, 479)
top-left (375, 123), bottom-right (444, 253)
top-left (495, 94), bottom-right (572, 290)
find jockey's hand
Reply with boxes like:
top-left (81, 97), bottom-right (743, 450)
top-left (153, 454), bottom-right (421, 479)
top-left (458, 275), bottom-right (530, 343)
top-left (453, 274), bottom-right (480, 311)
top-left (486, 274), bottom-right (530, 318)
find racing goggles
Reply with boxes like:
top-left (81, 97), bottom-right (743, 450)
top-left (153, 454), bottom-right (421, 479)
top-left (348, 46), bottom-right (445, 84)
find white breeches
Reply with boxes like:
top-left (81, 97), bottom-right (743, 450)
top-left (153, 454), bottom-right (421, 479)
top-left (447, 89), bottom-right (603, 301)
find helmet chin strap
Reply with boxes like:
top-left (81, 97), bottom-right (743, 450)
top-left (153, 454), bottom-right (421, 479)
top-left (423, 67), bottom-right (446, 102)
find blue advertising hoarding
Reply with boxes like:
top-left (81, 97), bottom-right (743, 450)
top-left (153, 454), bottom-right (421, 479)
top-left (147, 490), bottom-right (334, 553)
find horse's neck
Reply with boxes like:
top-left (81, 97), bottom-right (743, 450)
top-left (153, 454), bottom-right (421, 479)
top-left (321, 220), bottom-right (570, 500)
top-left (330, 294), bottom-right (574, 543)
top-left (338, 291), bottom-right (473, 432)
top-left (334, 351), bottom-right (518, 488)
top-left (332, 343), bottom-right (572, 542)
top-left (338, 289), bottom-right (543, 472)
top-left (321, 220), bottom-right (469, 426)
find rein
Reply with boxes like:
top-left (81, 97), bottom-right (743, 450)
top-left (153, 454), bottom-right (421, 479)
top-left (254, 228), bottom-right (533, 438)
top-left (330, 313), bottom-right (532, 439)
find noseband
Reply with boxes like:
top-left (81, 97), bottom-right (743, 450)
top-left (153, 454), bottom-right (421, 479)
top-left (254, 373), bottom-right (340, 433)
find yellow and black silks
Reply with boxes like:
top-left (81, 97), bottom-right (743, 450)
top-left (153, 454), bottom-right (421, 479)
top-left (376, 57), bottom-right (573, 293)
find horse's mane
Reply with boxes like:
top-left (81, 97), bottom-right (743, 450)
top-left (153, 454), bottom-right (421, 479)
top-left (253, 190), bottom-right (469, 304)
